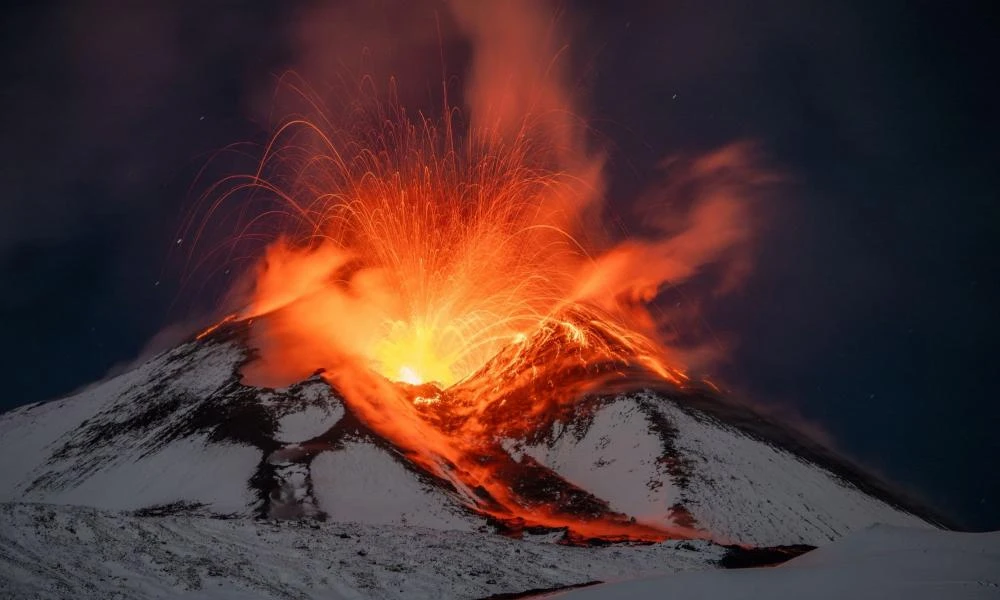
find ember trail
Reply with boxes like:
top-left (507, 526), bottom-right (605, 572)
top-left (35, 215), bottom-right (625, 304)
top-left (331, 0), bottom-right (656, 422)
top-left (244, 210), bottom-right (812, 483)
top-left (233, 105), bottom-right (685, 390)
top-left (189, 2), bottom-right (760, 544)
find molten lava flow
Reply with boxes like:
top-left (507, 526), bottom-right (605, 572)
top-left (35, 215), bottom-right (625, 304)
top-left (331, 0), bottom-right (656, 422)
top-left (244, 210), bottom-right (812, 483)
top-left (191, 0), bottom-right (769, 543)
top-left (195, 314), bottom-right (236, 341)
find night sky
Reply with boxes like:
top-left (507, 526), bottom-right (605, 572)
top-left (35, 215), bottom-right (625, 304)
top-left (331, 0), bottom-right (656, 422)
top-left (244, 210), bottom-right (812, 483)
top-left (1, 1), bottom-right (996, 530)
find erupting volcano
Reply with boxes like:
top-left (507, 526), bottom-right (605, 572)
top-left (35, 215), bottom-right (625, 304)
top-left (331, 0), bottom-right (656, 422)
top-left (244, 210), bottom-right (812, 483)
top-left (198, 103), bottom-right (724, 543)
top-left (3, 2), bottom-right (987, 598)
top-left (183, 1), bottom-right (770, 544)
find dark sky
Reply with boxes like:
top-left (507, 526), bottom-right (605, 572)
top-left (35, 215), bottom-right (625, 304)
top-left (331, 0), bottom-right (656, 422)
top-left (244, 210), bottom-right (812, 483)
top-left (1, 1), bottom-right (996, 530)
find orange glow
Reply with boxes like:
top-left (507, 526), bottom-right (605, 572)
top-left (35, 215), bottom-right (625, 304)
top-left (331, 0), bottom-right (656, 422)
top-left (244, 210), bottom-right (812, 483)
top-left (194, 313), bottom-right (236, 341)
top-left (192, 0), bottom-right (771, 543)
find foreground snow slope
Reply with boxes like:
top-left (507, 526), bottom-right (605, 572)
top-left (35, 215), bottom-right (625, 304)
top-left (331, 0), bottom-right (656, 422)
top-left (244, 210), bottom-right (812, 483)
top-left (559, 524), bottom-right (1000, 600)
top-left (0, 503), bottom-right (722, 600)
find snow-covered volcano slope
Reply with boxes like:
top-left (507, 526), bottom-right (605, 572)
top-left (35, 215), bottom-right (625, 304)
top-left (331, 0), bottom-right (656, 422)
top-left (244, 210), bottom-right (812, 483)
top-left (0, 320), bottom-right (942, 546)
top-left (508, 392), bottom-right (937, 546)
top-left (0, 332), bottom-right (477, 531)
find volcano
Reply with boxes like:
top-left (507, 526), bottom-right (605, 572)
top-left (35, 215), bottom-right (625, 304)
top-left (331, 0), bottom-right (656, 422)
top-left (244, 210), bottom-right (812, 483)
top-left (0, 316), bottom-right (962, 598)
top-left (0, 317), bottom-right (941, 548)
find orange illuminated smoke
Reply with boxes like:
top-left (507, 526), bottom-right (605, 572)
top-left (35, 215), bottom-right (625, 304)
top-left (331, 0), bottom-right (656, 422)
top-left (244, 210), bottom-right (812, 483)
top-left (235, 116), bottom-right (687, 391)
top-left (192, 1), bottom-right (768, 543)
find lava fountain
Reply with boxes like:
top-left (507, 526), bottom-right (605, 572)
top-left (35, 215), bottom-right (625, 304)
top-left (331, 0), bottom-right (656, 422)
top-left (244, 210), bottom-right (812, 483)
top-left (188, 0), bottom-right (770, 543)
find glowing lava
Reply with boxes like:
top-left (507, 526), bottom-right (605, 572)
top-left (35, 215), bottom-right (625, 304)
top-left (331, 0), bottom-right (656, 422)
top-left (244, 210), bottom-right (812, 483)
top-left (232, 116), bottom-right (686, 392)
top-left (189, 0), bottom-right (769, 543)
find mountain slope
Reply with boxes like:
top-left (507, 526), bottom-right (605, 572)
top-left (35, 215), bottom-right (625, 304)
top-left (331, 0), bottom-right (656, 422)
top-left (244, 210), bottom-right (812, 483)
top-left (0, 319), bottom-right (941, 546)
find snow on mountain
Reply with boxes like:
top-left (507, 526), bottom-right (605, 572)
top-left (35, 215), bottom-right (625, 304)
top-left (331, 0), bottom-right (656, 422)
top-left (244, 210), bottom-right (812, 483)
top-left (650, 397), bottom-right (932, 546)
top-left (0, 341), bottom-right (260, 515)
top-left (0, 318), bottom-right (972, 599)
top-left (310, 441), bottom-right (481, 531)
top-left (0, 322), bottom-right (941, 546)
top-left (558, 524), bottom-right (1000, 599)
top-left (0, 331), bottom-right (486, 530)
top-left (270, 380), bottom-right (345, 443)
top-left (507, 392), bottom-right (933, 545)
top-left (0, 502), bottom-right (723, 599)
top-left (506, 396), bottom-right (686, 528)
